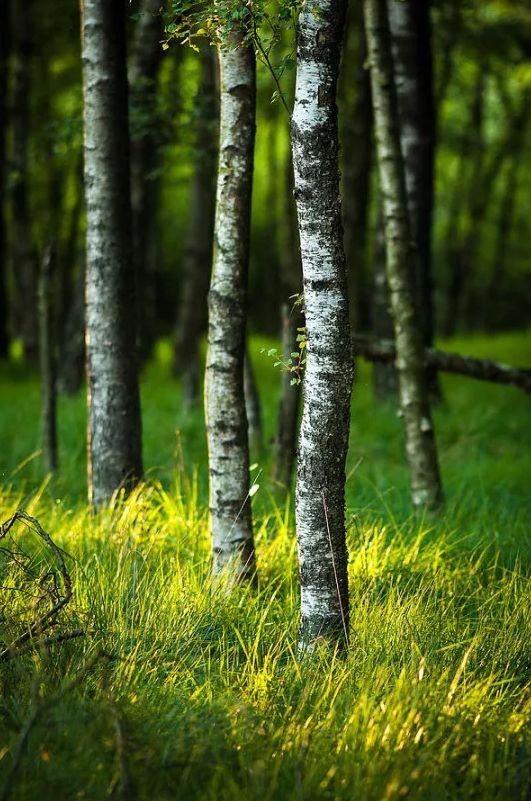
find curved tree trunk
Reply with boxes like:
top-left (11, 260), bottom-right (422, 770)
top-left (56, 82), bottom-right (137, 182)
top-left (80, 0), bottom-right (143, 507)
top-left (364, 0), bottom-right (443, 510)
top-left (129, 0), bottom-right (164, 358)
top-left (292, 0), bottom-right (353, 649)
top-left (174, 44), bottom-right (218, 407)
top-left (205, 31), bottom-right (256, 584)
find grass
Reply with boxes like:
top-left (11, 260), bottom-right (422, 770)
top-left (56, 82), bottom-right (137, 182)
top-left (0, 330), bottom-right (530, 800)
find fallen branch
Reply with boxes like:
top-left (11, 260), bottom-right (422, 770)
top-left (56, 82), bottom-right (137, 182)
top-left (352, 336), bottom-right (531, 394)
top-left (0, 510), bottom-right (76, 661)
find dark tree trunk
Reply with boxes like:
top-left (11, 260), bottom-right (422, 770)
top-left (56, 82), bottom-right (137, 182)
top-left (388, 0), bottom-right (439, 396)
top-left (205, 30), bottom-right (256, 583)
top-left (0, 0), bottom-right (10, 358)
top-left (272, 152), bottom-right (302, 490)
top-left (372, 205), bottom-right (397, 400)
top-left (292, 0), bottom-right (353, 650)
top-left (341, 1), bottom-right (372, 333)
top-left (80, 0), bottom-right (143, 507)
top-left (365, 0), bottom-right (443, 510)
top-left (174, 44), bottom-right (218, 407)
top-left (129, 0), bottom-right (164, 358)
top-left (38, 242), bottom-right (58, 474)
top-left (10, 0), bottom-right (38, 363)
top-left (244, 350), bottom-right (263, 453)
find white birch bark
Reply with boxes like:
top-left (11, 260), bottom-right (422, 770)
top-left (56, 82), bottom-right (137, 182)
top-left (291, 0), bottom-right (353, 649)
top-left (80, 0), bottom-right (143, 507)
top-left (364, 0), bottom-right (443, 509)
top-left (205, 31), bottom-right (256, 583)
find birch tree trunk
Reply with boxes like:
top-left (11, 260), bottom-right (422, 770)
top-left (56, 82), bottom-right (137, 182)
top-left (80, 0), bottom-right (143, 507)
top-left (205, 30), bottom-right (256, 583)
top-left (174, 44), bottom-right (218, 406)
top-left (292, 0), bottom-right (353, 649)
top-left (364, 0), bottom-right (443, 510)
top-left (387, 0), bottom-right (439, 396)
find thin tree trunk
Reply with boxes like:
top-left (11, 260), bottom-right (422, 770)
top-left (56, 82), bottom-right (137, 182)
top-left (174, 44), bottom-right (218, 407)
top-left (364, 0), bottom-right (443, 510)
top-left (205, 30), bottom-right (256, 583)
top-left (272, 152), bottom-right (302, 489)
top-left (59, 272), bottom-right (85, 395)
top-left (292, 0), bottom-right (353, 649)
top-left (38, 242), bottom-right (58, 473)
top-left (244, 350), bottom-right (263, 452)
top-left (341, 2), bottom-right (372, 333)
top-left (388, 0), bottom-right (439, 397)
top-left (0, 0), bottom-right (10, 358)
top-left (129, 0), bottom-right (164, 358)
top-left (10, 0), bottom-right (38, 363)
top-left (372, 204), bottom-right (397, 400)
top-left (80, 0), bottom-right (143, 507)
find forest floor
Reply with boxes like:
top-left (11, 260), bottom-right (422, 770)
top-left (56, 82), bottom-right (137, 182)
top-left (0, 330), bottom-right (529, 800)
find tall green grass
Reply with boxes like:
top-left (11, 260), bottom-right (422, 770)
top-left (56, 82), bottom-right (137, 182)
top-left (0, 330), bottom-right (529, 799)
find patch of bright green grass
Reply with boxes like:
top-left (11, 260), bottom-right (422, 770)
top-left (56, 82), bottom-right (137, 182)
top-left (0, 330), bottom-right (529, 799)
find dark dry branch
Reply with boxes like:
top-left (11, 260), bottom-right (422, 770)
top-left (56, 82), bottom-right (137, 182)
top-left (352, 336), bottom-right (531, 394)
top-left (0, 510), bottom-right (78, 662)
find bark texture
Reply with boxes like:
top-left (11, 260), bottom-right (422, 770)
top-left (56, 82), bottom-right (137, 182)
top-left (352, 336), bottom-right (531, 395)
top-left (292, 0), bottom-right (353, 648)
top-left (38, 243), bottom-right (58, 473)
top-left (388, 0), bottom-right (439, 395)
top-left (364, 0), bottom-right (443, 509)
top-left (174, 44), bottom-right (218, 406)
top-left (80, 0), bottom-right (143, 507)
top-left (205, 33), bottom-right (256, 583)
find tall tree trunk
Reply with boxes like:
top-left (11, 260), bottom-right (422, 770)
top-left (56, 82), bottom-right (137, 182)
top-left (372, 204), bottom-right (397, 400)
top-left (292, 0), bottom-right (353, 649)
top-left (0, 0), bottom-right (10, 358)
top-left (341, 2), bottom-right (372, 333)
top-left (129, 0), bottom-right (163, 358)
top-left (80, 0), bottom-right (143, 507)
top-left (205, 30), bottom-right (256, 583)
top-left (174, 44), bottom-right (218, 407)
top-left (364, 0), bottom-right (443, 510)
top-left (10, 0), bottom-right (38, 363)
top-left (38, 242), bottom-right (58, 474)
top-left (272, 151), bottom-right (302, 489)
top-left (388, 0), bottom-right (439, 396)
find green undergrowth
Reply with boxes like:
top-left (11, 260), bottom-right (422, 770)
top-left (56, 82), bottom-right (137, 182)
top-left (0, 330), bottom-right (530, 799)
